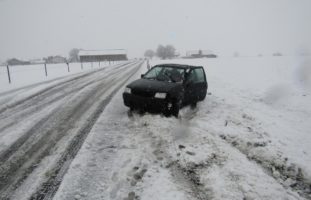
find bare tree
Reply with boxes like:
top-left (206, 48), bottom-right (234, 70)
top-left (156, 44), bottom-right (176, 59)
top-left (144, 49), bottom-right (155, 59)
top-left (68, 48), bottom-right (80, 62)
top-left (165, 45), bottom-right (176, 59)
top-left (156, 45), bottom-right (166, 59)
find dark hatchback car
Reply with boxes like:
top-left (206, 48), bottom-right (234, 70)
top-left (123, 64), bottom-right (208, 117)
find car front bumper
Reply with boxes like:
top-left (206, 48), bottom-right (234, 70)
top-left (123, 93), bottom-right (169, 112)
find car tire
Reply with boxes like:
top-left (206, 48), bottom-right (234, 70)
top-left (127, 109), bottom-right (133, 117)
top-left (171, 99), bottom-right (181, 117)
top-left (190, 102), bottom-right (197, 109)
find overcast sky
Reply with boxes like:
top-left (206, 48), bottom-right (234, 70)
top-left (0, 0), bottom-right (310, 61)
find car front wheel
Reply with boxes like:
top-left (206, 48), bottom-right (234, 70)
top-left (190, 102), bottom-right (197, 109)
top-left (171, 99), bottom-right (181, 117)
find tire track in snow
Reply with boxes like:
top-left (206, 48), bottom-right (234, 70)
top-left (0, 62), bottom-right (142, 199)
top-left (0, 62), bottom-right (132, 115)
top-left (0, 62), bottom-right (134, 161)
top-left (200, 95), bottom-right (310, 199)
top-left (30, 62), bottom-right (143, 200)
top-left (127, 112), bottom-right (211, 200)
top-left (0, 69), bottom-right (101, 114)
top-left (0, 62), bottom-right (133, 135)
top-left (219, 130), bottom-right (311, 199)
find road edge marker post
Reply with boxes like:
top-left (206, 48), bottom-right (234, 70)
top-left (44, 63), bottom-right (48, 77)
top-left (6, 65), bottom-right (11, 84)
top-left (67, 62), bottom-right (70, 72)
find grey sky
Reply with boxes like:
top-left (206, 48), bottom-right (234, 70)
top-left (0, 0), bottom-right (310, 61)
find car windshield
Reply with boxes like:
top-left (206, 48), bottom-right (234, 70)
top-left (143, 66), bottom-right (185, 82)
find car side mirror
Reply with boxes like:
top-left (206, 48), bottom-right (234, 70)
top-left (141, 74), bottom-right (144, 78)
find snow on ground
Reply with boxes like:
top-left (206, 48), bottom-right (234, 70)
top-left (0, 61), bottom-right (140, 199)
top-left (0, 61), bottom-right (127, 117)
top-left (54, 63), bottom-right (193, 200)
top-left (152, 56), bottom-right (311, 175)
top-left (0, 62), bottom-right (129, 155)
top-left (54, 56), bottom-right (311, 199)
top-left (0, 61), bottom-right (118, 93)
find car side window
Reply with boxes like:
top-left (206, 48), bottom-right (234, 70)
top-left (195, 68), bottom-right (205, 83)
top-left (188, 68), bottom-right (205, 83)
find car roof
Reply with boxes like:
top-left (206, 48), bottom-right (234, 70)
top-left (153, 63), bottom-right (202, 69)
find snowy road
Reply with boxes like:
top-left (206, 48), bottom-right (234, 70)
top-left (0, 61), bottom-right (142, 199)
top-left (0, 57), bottom-right (310, 200)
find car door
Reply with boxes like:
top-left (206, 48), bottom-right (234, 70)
top-left (184, 67), bottom-right (207, 103)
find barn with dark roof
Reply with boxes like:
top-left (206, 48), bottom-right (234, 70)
top-left (78, 49), bottom-right (128, 62)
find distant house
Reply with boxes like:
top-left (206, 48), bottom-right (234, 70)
top-left (7, 58), bottom-right (31, 66)
top-left (29, 58), bottom-right (45, 64)
top-left (185, 50), bottom-right (217, 58)
top-left (44, 56), bottom-right (67, 64)
top-left (79, 49), bottom-right (128, 62)
top-left (272, 52), bottom-right (282, 57)
top-left (174, 52), bottom-right (181, 58)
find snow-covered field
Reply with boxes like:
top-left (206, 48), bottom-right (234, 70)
top-left (0, 61), bottom-right (118, 93)
top-left (0, 56), bottom-right (310, 199)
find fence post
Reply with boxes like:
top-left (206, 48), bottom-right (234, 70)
top-left (44, 63), bottom-right (48, 76)
top-left (67, 62), bottom-right (70, 72)
top-left (91, 62), bottom-right (93, 68)
top-left (6, 65), bottom-right (11, 84)
top-left (81, 62), bottom-right (83, 70)
top-left (99, 61), bottom-right (100, 67)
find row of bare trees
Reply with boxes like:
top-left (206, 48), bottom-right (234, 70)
top-left (144, 45), bottom-right (176, 59)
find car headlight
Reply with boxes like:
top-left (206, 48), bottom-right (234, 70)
top-left (124, 87), bottom-right (131, 94)
top-left (154, 92), bottom-right (167, 99)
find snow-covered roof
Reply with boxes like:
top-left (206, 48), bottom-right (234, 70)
top-left (78, 49), bottom-right (127, 56)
